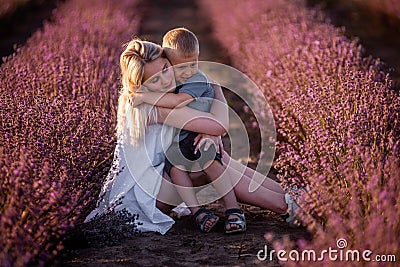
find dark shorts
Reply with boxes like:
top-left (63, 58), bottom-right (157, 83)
top-left (164, 132), bottom-right (223, 177)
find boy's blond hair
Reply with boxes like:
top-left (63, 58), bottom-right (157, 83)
top-left (162, 27), bottom-right (199, 58)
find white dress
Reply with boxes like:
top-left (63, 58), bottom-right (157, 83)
top-left (85, 119), bottom-right (176, 235)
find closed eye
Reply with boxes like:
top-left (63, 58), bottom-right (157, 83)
top-left (151, 76), bottom-right (159, 83)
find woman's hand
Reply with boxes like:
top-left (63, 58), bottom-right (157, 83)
top-left (193, 133), bottom-right (224, 155)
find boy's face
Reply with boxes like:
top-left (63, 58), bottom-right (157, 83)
top-left (166, 49), bottom-right (199, 84)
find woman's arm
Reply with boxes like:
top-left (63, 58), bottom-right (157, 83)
top-left (158, 106), bottom-right (227, 136)
top-left (157, 83), bottom-right (229, 136)
top-left (131, 92), bottom-right (193, 108)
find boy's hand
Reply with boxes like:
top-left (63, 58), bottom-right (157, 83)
top-left (129, 92), bottom-right (144, 107)
top-left (193, 133), bottom-right (224, 155)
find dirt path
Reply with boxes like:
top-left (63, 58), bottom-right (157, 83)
top-left (57, 0), bottom-right (309, 266)
top-left (59, 207), bottom-right (310, 267)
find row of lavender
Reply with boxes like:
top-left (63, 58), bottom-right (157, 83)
top-left (200, 0), bottom-right (399, 265)
top-left (0, 0), bottom-right (141, 266)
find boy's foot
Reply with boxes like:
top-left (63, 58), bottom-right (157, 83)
top-left (193, 208), bottom-right (219, 233)
top-left (224, 208), bottom-right (247, 234)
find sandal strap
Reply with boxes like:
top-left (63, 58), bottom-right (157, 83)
top-left (193, 208), bottom-right (219, 232)
top-left (224, 208), bottom-right (247, 234)
top-left (226, 214), bottom-right (246, 223)
top-left (225, 208), bottom-right (244, 217)
top-left (193, 208), bottom-right (210, 221)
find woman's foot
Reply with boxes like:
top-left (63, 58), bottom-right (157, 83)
top-left (224, 208), bottom-right (247, 234)
top-left (193, 208), bottom-right (219, 233)
top-left (282, 185), bottom-right (307, 227)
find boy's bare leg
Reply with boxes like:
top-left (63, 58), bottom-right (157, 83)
top-left (203, 161), bottom-right (242, 231)
top-left (156, 171), bottom-right (208, 213)
top-left (170, 166), bottom-right (217, 231)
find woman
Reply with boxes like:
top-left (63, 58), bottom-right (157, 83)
top-left (85, 38), bottom-right (297, 234)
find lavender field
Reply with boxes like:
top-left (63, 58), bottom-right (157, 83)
top-left (0, 0), bottom-right (141, 265)
top-left (1, 0), bottom-right (399, 266)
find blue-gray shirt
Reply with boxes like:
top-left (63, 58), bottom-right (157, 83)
top-left (175, 70), bottom-right (214, 141)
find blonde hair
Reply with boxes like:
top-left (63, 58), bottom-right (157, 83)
top-left (162, 27), bottom-right (199, 58)
top-left (117, 38), bottom-right (163, 145)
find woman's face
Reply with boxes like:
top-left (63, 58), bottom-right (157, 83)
top-left (142, 57), bottom-right (176, 93)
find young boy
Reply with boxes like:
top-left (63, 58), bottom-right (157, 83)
top-left (131, 27), bottom-right (246, 234)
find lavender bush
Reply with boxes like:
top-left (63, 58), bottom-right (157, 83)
top-left (73, 208), bottom-right (140, 248)
top-left (200, 0), bottom-right (399, 265)
top-left (0, 0), bottom-right (141, 266)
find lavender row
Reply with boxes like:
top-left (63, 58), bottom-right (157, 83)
top-left (0, 0), bottom-right (141, 266)
top-left (199, 0), bottom-right (399, 265)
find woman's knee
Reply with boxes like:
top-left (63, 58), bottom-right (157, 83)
top-left (170, 165), bottom-right (187, 180)
top-left (275, 202), bottom-right (288, 214)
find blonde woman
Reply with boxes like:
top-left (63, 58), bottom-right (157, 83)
top-left (86, 38), bottom-right (298, 234)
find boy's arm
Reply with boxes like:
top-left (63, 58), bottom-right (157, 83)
top-left (132, 92), bottom-right (194, 108)
top-left (209, 82), bottom-right (229, 133)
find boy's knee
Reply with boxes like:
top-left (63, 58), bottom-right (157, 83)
top-left (170, 165), bottom-right (185, 174)
top-left (202, 160), bottom-right (216, 171)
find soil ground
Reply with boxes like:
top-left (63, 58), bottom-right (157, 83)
top-left (59, 206), bottom-right (308, 267)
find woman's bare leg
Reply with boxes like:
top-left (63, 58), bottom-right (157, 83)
top-left (157, 153), bottom-right (288, 215)
top-left (230, 167), bottom-right (287, 214)
top-left (220, 151), bottom-right (287, 214)
top-left (221, 150), bottom-right (285, 194)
